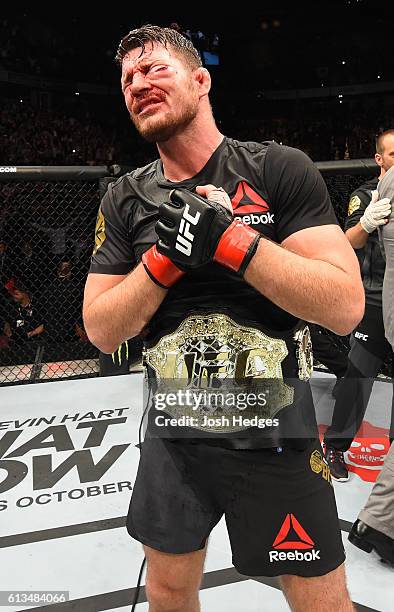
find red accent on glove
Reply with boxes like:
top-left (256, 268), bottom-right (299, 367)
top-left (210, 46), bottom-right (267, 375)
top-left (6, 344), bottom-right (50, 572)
top-left (142, 245), bottom-right (184, 288)
top-left (214, 220), bottom-right (260, 273)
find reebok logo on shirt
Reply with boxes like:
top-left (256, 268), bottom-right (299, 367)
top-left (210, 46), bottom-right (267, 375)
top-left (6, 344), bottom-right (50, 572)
top-left (234, 212), bottom-right (274, 225)
top-left (231, 181), bottom-right (274, 225)
top-left (269, 514), bottom-right (320, 562)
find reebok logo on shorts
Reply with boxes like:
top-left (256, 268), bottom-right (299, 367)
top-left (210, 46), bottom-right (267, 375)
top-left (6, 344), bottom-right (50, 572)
top-left (269, 513), bottom-right (321, 562)
top-left (231, 181), bottom-right (274, 225)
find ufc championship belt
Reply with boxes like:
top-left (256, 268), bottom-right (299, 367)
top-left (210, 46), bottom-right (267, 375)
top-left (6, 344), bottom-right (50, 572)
top-left (143, 313), bottom-right (313, 434)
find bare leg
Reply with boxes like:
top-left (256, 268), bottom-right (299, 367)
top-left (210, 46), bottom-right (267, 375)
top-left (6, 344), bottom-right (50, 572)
top-left (143, 542), bottom-right (207, 612)
top-left (279, 563), bottom-right (354, 612)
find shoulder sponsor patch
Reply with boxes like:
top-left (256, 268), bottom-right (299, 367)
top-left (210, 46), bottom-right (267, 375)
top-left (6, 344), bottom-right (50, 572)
top-left (93, 207), bottom-right (106, 255)
top-left (348, 195), bottom-right (361, 216)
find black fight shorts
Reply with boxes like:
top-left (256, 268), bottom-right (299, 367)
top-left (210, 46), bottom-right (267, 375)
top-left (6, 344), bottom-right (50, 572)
top-left (126, 436), bottom-right (345, 577)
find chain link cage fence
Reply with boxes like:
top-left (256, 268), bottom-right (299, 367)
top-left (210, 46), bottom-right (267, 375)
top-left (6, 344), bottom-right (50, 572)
top-left (0, 159), bottom-right (390, 386)
top-left (0, 166), bottom-right (140, 386)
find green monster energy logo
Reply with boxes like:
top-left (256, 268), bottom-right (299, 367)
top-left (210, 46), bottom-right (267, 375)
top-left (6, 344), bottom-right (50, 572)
top-left (112, 341), bottom-right (129, 365)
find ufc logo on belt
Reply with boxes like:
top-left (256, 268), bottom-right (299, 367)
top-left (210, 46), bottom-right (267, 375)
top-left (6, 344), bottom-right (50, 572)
top-left (175, 204), bottom-right (201, 256)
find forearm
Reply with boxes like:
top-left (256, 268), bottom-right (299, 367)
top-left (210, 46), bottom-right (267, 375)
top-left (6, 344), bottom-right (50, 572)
top-left (244, 238), bottom-right (364, 335)
top-left (84, 264), bottom-right (167, 353)
top-left (345, 223), bottom-right (370, 249)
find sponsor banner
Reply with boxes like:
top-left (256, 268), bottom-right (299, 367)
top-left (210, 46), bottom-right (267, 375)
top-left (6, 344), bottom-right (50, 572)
top-left (0, 375), bottom-right (143, 536)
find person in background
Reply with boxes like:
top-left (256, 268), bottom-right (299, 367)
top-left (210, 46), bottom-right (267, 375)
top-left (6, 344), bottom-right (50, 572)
top-left (4, 279), bottom-right (44, 343)
top-left (349, 163), bottom-right (394, 565)
top-left (323, 130), bottom-right (394, 481)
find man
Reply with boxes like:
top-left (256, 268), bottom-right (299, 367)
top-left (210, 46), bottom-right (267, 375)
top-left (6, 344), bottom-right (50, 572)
top-left (379, 165), bottom-right (394, 350)
top-left (4, 279), bottom-right (44, 343)
top-left (349, 165), bottom-right (394, 564)
top-left (2, 278), bottom-right (44, 366)
top-left (83, 26), bottom-right (364, 612)
top-left (323, 130), bottom-right (394, 481)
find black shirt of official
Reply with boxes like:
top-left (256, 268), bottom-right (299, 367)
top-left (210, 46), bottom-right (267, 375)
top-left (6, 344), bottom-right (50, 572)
top-left (344, 177), bottom-right (385, 307)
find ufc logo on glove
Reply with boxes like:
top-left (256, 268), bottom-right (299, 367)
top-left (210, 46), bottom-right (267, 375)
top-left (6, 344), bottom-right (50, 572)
top-left (142, 188), bottom-right (261, 288)
top-left (175, 204), bottom-right (201, 256)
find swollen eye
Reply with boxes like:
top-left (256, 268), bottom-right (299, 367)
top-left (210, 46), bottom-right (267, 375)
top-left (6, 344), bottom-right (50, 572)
top-left (150, 65), bottom-right (167, 74)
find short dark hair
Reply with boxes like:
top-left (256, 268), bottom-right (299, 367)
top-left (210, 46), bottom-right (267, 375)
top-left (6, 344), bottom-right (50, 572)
top-left (115, 24), bottom-right (202, 69)
top-left (376, 129), bottom-right (394, 154)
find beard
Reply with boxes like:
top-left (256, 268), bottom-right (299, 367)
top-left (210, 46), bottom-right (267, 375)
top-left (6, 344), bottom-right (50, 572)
top-left (130, 96), bottom-right (198, 143)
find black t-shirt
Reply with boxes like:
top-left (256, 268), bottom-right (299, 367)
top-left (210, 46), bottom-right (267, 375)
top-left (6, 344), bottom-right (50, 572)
top-left (90, 138), bottom-right (337, 331)
top-left (89, 137), bottom-right (338, 447)
top-left (344, 177), bottom-right (385, 308)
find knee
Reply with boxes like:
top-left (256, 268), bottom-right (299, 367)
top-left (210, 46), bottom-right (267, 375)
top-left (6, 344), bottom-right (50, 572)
top-left (145, 577), bottom-right (198, 612)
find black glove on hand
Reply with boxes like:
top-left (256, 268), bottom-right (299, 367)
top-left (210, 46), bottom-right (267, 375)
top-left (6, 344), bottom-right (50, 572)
top-left (156, 189), bottom-right (261, 275)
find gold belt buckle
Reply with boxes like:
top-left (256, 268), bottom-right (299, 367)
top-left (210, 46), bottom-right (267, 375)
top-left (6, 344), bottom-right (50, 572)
top-left (144, 313), bottom-right (295, 432)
